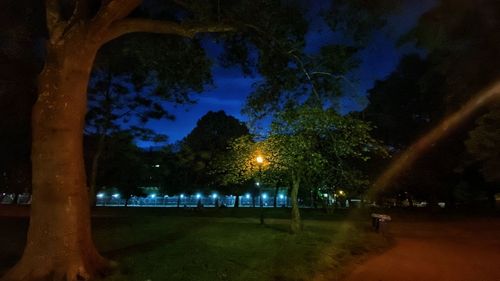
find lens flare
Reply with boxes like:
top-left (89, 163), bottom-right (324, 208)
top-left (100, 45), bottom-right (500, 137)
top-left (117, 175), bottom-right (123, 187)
top-left (369, 81), bottom-right (500, 197)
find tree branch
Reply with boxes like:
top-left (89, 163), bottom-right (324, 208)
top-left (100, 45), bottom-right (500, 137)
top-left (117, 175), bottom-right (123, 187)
top-left (57, 0), bottom-right (90, 40)
top-left (104, 18), bottom-right (235, 43)
top-left (311, 72), bottom-right (358, 91)
top-left (68, 0), bottom-right (88, 24)
top-left (45, 0), bottom-right (66, 43)
top-left (90, 0), bottom-right (142, 34)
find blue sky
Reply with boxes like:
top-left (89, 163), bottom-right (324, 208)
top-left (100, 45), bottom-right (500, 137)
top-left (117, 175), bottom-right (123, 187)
top-left (138, 0), bottom-right (436, 147)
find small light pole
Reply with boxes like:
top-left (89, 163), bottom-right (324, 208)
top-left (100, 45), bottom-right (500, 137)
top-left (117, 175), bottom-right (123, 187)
top-left (150, 193), bottom-right (156, 206)
top-left (212, 193), bottom-right (218, 207)
top-left (177, 194), bottom-right (184, 208)
top-left (256, 155), bottom-right (264, 224)
top-left (196, 193), bottom-right (202, 208)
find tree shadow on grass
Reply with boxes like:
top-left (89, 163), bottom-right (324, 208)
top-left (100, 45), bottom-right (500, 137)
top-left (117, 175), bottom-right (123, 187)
top-left (103, 229), bottom-right (189, 259)
top-left (264, 222), bottom-right (291, 234)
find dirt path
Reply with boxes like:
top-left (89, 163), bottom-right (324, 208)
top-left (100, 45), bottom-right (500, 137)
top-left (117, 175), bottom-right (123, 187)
top-left (342, 218), bottom-right (500, 281)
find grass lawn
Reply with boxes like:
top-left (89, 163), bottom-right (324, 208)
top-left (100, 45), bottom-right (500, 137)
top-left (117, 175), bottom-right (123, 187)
top-left (0, 208), bottom-right (389, 281)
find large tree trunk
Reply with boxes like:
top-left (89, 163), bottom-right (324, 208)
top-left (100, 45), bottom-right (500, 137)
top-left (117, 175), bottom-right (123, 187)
top-left (290, 172), bottom-right (301, 234)
top-left (3, 38), bottom-right (111, 281)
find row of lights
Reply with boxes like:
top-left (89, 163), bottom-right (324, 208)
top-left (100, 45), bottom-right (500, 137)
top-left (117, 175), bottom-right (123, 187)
top-left (105, 156), bottom-right (268, 201)
top-left (96, 192), bottom-right (287, 200)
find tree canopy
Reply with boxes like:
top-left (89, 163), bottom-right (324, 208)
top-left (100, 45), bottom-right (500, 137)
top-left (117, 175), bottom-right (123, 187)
top-left (217, 106), bottom-right (384, 231)
top-left (169, 111), bottom-right (249, 193)
top-left (404, 0), bottom-right (500, 109)
top-left (364, 54), bottom-right (445, 148)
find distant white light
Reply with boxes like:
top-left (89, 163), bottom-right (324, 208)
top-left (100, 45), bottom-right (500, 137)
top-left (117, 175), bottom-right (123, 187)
top-left (323, 193), bottom-right (328, 198)
top-left (150, 194), bottom-right (156, 198)
top-left (196, 193), bottom-right (202, 199)
top-left (164, 195), bottom-right (168, 198)
top-left (279, 194), bottom-right (284, 199)
top-left (262, 193), bottom-right (267, 199)
top-left (256, 182), bottom-right (260, 186)
top-left (246, 193), bottom-right (251, 199)
top-left (180, 194), bottom-right (184, 198)
top-left (97, 193), bottom-right (104, 198)
top-left (112, 193), bottom-right (120, 198)
top-left (155, 164), bottom-right (160, 168)
top-left (212, 193), bottom-right (217, 199)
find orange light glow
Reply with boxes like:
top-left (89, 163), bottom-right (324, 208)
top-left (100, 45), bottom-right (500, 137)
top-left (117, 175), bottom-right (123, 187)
top-left (256, 156), bottom-right (264, 164)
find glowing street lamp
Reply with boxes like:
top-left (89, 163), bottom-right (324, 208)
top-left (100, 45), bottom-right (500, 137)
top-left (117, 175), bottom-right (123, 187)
top-left (256, 155), bottom-right (264, 164)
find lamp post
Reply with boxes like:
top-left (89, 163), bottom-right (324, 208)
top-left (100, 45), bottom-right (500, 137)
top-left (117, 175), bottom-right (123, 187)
top-left (256, 155), bottom-right (264, 224)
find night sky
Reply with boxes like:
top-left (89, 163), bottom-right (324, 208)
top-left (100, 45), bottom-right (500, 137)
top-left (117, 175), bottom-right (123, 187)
top-left (138, 0), bottom-right (436, 148)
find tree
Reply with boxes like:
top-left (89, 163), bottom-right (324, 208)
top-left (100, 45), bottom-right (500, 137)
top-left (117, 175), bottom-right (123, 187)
top-left (365, 0), bottom-right (500, 203)
top-left (361, 54), bottom-right (457, 204)
top-left (405, 0), bottom-right (500, 110)
top-left (85, 32), bottom-right (212, 205)
top-left (180, 111), bottom-right (249, 195)
top-left (266, 107), bottom-right (383, 232)
top-left (221, 107), bottom-right (383, 233)
top-left (211, 135), bottom-right (260, 207)
top-left (3, 1), bottom-right (234, 280)
top-left (465, 106), bottom-right (500, 207)
top-left (93, 132), bottom-right (147, 206)
top-left (156, 143), bottom-right (195, 197)
top-left (364, 54), bottom-right (445, 148)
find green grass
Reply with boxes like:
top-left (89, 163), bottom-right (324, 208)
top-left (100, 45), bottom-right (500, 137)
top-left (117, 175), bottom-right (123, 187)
top-left (0, 208), bottom-right (389, 281)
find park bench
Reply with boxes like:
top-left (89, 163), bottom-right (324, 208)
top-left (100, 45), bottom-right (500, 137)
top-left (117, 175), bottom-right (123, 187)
top-left (371, 213), bottom-right (391, 233)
